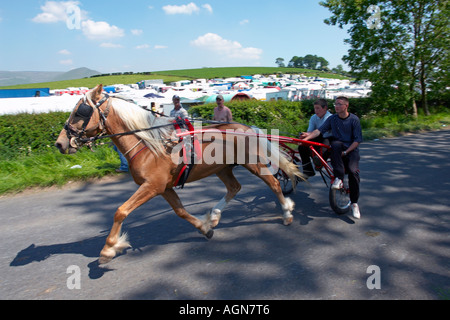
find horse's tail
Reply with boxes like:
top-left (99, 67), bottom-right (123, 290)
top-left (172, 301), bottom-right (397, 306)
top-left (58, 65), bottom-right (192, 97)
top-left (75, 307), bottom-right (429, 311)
top-left (252, 127), bottom-right (306, 190)
top-left (275, 145), bottom-right (306, 191)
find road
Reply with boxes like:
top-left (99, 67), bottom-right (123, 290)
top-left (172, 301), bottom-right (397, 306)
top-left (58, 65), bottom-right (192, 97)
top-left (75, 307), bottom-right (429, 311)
top-left (0, 130), bottom-right (449, 300)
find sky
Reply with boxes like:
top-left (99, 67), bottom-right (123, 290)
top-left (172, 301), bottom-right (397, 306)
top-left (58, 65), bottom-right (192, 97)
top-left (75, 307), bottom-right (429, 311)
top-left (0, 0), bottom-right (350, 73)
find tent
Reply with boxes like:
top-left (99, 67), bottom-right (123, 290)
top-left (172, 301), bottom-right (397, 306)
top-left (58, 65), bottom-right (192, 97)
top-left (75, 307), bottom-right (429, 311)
top-left (232, 82), bottom-right (250, 90)
top-left (143, 93), bottom-right (165, 99)
top-left (204, 93), bottom-right (251, 104)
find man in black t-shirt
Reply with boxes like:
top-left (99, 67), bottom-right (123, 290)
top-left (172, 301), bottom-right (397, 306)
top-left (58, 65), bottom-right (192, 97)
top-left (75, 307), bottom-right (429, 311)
top-left (303, 96), bottom-right (363, 219)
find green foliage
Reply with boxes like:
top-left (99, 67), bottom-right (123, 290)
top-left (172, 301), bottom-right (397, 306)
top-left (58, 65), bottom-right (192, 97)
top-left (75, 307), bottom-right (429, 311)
top-left (320, 0), bottom-right (450, 116)
top-left (288, 54), bottom-right (330, 70)
top-left (0, 112), bottom-right (70, 160)
top-left (190, 100), bottom-right (311, 134)
top-left (0, 111), bottom-right (120, 194)
top-left (0, 146), bottom-right (119, 194)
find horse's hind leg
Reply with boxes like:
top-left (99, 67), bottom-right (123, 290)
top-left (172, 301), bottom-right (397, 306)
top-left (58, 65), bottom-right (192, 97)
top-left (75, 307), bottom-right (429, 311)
top-left (99, 183), bottom-right (158, 264)
top-left (162, 188), bottom-right (214, 239)
top-left (243, 164), bottom-right (295, 226)
top-left (207, 166), bottom-right (242, 228)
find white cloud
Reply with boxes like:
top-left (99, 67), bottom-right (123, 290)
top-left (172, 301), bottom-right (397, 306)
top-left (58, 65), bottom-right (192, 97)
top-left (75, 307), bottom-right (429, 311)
top-left (135, 44), bottom-right (150, 49)
top-left (100, 43), bottom-right (123, 48)
top-left (163, 2), bottom-right (200, 15)
top-left (131, 29), bottom-right (143, 36)
top-left (59, 59), bottom-right (74, 65)
top-left (191, 33), bottom-right (262, 61)
top-left (240, 19), bottom-right (250, 25)
top-left (32, 1), bottom-right (83, 23)
top-left (58, 49), bottom-right (71, 55)
top-left (154, 45), bottom-right (168, 49)
top-left (162, 3), bottom-right (213, 15)
top-left (81, 20), bottom-right (125, 40)
top-left (33, 1), bottom-right (124, 43)
top-left (202, 4), bottom-right (213, 14)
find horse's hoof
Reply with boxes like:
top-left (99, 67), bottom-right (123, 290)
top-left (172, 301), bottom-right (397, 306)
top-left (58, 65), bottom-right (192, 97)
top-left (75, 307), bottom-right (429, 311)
top-left (283, 216), bottom-right (293, 226)
top-left (98, 256), bottom-right (113, 265)
top-left (205, 229), bottom-right (214, 240)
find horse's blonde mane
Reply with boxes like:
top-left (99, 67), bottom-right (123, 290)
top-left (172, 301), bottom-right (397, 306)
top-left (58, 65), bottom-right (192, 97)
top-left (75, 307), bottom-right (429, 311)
top-left (109, 97), bottom-right (174, 155)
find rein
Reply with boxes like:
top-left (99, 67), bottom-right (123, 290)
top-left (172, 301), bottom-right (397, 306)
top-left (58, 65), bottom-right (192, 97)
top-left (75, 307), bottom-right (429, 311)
top-left (79, 122), bottom-right (176, 143)
top-left (72, 95), bottom-right (244, 148)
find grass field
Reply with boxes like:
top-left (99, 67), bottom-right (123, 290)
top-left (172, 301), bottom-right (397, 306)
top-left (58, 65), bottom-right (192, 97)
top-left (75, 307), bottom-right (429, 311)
top-left (0, 66), bottom-right (348, 90)
top-left (153, 66), bottom-right (347, 80)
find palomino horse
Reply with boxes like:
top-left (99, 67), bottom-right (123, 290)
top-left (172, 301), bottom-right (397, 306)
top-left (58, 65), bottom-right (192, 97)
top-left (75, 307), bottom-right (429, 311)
top-left (55, 85), bottom-right (303, 264)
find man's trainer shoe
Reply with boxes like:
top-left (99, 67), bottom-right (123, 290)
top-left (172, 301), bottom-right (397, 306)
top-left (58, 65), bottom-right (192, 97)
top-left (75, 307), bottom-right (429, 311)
top-left (331, 178), bottom-right (343, 190)
top-left (351, 203), bottom-right (361, 219)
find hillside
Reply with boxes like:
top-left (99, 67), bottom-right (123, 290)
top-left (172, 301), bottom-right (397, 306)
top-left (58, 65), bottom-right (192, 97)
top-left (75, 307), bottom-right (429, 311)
top-left (0, 67), bottom-right (101, 87)
top-left (52, 67), bottom-right (102, 82)
top-left (0, 71), bottom-right (62, 87)
top-left (1, 67), bottom-right (349, 90)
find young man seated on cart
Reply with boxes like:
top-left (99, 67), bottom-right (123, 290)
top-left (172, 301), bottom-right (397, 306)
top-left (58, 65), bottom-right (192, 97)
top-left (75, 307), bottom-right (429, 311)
top-left (299, 99), bottom-right (332, 177)
top-left (302, 96), bottom-right (363, 219)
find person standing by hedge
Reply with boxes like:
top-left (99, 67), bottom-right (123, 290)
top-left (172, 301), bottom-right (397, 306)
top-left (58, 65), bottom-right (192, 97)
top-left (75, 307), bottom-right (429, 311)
top-left (213, 94), bottom-right (233, 122)
top-left (303, 96), bottom-right (363, 219)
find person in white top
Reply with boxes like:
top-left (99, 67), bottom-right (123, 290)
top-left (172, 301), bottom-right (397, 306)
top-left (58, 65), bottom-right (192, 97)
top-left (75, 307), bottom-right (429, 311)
top-left (298, 99), bottom-right (332, 177)
top-left (170, 95), bottom-right (189, 119)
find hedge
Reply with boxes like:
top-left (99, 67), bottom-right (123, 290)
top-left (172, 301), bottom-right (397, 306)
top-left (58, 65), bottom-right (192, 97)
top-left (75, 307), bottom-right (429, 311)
top-left (0, 112), bottom-right (70, 160)
top-left (1, 97), bottom-right (447, 161)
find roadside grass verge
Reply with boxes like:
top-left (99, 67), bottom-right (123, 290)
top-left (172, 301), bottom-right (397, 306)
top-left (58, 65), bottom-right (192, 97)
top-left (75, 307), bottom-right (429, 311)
top-left (0, 146), bottom-right (119, 195)
top-left (361, 112), bottom-right (450, 140)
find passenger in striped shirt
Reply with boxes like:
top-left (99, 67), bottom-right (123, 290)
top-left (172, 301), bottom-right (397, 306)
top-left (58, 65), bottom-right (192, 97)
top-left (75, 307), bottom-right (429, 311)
top-left (303, 96), bottom-right (363, 219)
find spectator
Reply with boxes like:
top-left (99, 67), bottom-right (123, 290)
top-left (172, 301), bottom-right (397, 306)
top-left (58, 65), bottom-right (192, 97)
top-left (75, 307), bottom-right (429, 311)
top-left (213, 94), bottom-right (233, 122)
top-left (170, 95), bottom-right (189, 119)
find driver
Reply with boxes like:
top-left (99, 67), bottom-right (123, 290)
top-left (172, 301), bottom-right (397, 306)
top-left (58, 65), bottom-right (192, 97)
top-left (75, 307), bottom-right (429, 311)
top-left (303, 96), bottom-right (363, 219)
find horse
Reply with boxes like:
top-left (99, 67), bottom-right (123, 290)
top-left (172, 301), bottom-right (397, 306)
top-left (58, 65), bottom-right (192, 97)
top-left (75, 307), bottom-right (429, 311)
top-left (55, 85), bottom-right (304, 264)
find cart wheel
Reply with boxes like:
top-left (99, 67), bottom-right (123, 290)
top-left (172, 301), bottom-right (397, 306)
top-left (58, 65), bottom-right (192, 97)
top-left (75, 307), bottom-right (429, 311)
top-left (329, 179), bottom-right (351, 215)
top-left (274, 169), bottom-right (294, 195)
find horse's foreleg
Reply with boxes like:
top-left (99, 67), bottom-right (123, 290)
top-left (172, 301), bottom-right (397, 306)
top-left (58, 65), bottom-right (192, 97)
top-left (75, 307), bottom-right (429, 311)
top-left (99, 183), bottom-right (158, 264)
top-left (243, 163), bottom-right (295, 226)
top-left (162, 188), bottom-right (214, 239)
top-left (208, 167), bottom-right (242, 228)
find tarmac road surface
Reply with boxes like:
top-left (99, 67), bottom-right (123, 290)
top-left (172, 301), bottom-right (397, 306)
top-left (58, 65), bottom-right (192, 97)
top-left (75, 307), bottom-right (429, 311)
top-left (0, 130), bottom-right (449, 300)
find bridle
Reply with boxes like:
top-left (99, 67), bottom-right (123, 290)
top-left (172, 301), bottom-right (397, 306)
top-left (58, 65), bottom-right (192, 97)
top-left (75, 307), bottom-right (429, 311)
top-left (64, 94), bottom-right (111, 149)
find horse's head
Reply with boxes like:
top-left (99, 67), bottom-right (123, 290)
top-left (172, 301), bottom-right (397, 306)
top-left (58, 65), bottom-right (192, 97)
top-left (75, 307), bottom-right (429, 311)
top-left (55, 84), bottom-right (108, 154)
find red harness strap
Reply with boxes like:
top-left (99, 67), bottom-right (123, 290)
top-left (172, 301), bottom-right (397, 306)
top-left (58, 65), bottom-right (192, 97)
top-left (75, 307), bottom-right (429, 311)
top-left (174, 165), bottom-right (188, 187)
top-left (172, 117), bottom-right (202, 188)
top-left (129, 145), bottom-right (148, 164)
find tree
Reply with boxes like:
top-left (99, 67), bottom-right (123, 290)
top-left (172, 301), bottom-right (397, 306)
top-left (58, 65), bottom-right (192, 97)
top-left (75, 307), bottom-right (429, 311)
top-left (320, 0), bottom-right (449, 116)
top-left (275, 58), bottom-right (285, 68)
top-left (288, 55), bottom-right (329, 70)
